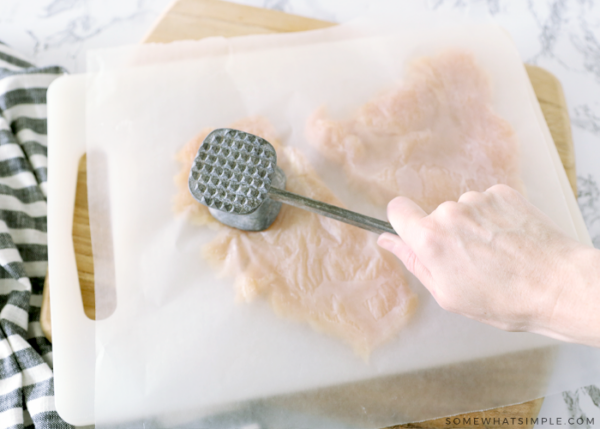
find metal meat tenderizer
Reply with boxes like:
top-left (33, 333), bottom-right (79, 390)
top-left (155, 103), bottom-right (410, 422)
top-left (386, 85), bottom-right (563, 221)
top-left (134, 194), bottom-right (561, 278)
top-left (188, 128), bottom-right (397, 234)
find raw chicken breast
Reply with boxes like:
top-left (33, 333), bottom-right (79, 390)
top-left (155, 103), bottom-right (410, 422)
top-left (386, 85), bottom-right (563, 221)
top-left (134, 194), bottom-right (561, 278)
top-left (306, 50), bottom-right (525, 213)
top-left (175, 117), bottom-right (417, 358)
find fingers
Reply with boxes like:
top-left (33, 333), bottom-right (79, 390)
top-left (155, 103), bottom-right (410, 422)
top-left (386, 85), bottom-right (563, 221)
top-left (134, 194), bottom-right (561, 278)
top-left (377, 233), bottom-right (432, 287)
top-left (386, 196), bottom-right (427, 245)
top-left (486, 183), bottom-right (519, 196)
top-left (457, 190), bottom-right (483, 204)
top-left (377, 232), bottom-right (403, 253)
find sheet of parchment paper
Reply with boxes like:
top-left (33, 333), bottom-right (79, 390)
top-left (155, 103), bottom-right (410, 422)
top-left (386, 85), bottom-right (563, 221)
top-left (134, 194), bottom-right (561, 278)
top-left (86, 9), bottom-right (600, 428)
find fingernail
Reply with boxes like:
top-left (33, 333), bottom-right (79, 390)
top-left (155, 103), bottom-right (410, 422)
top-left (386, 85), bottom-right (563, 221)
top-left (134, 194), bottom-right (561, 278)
top-left (388, 197), bottom-right (403, 209)
top-left (377, 235), bottom-right (395, 252)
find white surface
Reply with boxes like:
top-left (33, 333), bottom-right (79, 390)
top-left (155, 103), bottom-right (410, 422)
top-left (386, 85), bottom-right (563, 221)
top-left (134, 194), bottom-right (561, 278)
top-left (22, 0), bottom-right (600, 425)
top-left (80, 20), bottom-right (594, 426)
top-left (47, 74), bottom-right (95, 426)
top-left (537, 388), bottom-right (600, 429)
top-left (2, 0), bottom-right (600, 246)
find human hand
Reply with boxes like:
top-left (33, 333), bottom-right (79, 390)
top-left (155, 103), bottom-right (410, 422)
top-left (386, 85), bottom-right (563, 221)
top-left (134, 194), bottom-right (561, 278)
top-left (377, 184), bottom-right (600, 345)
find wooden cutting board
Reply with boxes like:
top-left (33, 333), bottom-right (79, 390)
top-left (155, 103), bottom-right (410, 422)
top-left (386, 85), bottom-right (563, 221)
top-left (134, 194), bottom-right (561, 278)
top-left (41, 0), bottom-right (578, 427)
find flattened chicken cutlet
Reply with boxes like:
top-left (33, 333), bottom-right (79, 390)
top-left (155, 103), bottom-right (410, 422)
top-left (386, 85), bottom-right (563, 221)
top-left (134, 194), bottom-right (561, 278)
top-left (175, 118), bottom-right (417, 358)
top-left (175, 50), bottom-right (523, 357)
top-left (306, 50), bottom-right (525, 213)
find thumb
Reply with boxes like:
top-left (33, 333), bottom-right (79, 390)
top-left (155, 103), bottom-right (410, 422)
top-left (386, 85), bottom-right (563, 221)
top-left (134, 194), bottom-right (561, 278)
top-left (386, 197), bottom-right (427, 247)
top-left (377, 233), bottom-right (432, 287)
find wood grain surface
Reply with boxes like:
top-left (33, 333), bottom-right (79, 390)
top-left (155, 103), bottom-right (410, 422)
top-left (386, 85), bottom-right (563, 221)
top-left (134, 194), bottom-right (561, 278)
top-left (42, 0), bottom-right (578, 427)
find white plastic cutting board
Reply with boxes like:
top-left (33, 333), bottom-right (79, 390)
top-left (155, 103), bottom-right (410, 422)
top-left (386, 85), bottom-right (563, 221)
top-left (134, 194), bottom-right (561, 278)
top-left (47, 75), bottom-right (95, 426)
top-left (47, 34), bottom-right (592, 427)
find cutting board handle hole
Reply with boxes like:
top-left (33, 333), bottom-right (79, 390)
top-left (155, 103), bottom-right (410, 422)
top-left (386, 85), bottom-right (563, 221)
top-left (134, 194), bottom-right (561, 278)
top-left (73, 153), bottom-right (118, 320)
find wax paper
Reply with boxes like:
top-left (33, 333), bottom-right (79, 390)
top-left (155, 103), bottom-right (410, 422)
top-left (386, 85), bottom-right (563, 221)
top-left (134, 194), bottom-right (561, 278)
top-left (85, 7), bottom-right (600, 428)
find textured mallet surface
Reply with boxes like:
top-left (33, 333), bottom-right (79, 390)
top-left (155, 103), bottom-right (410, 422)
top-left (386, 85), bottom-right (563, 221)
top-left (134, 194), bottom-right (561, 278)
top-left (175, 118), bottom-right (417, 359)
top-left (174, 50), bottom-right (523, 358)
top-left (189, 128), bottom-right (277, 215)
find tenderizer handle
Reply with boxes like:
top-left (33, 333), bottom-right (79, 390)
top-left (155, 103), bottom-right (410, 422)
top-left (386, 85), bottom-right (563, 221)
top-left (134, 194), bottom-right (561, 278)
top-left (268, 187), bottom-right (397, 235)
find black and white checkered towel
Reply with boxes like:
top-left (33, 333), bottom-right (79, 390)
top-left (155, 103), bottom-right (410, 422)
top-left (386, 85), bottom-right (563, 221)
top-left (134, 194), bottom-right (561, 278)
top-left (0, 42), bottom-right (71, 429)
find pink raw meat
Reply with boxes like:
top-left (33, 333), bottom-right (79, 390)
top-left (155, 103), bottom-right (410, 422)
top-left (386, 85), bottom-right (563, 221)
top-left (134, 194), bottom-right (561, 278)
top-left (175, 117), bottom-right (417, 358)
top-left (306, 50), bottom-right (525, 213)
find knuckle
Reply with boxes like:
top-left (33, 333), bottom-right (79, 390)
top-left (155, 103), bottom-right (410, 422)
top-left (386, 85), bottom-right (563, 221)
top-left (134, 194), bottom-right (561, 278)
top-left (415, 223), bottom-right (438, 250)
top-left (488, 183), bottom-right (515, 197)
top-left (487, 183), bottom-right (524, 204)
top-left (458, 191), bottom-right (482, 204)
top-left (434, 200), bottom-right (470, 222)
top-left (488, 183), bottom-right (510, 192)
top-left (435, 201), bottom-right (459, 218)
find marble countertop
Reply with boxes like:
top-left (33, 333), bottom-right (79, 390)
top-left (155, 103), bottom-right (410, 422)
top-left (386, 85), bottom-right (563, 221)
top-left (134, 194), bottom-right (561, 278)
top-left (1, 0), bottom-right (599, 426)
top-left (0, 0), bottom-right (598, 248)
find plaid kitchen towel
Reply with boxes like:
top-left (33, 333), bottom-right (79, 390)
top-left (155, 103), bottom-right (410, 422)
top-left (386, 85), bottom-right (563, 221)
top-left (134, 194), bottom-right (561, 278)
top-left (0, 42), bottom-right (71, 429)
